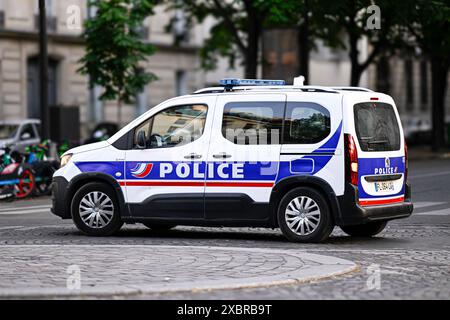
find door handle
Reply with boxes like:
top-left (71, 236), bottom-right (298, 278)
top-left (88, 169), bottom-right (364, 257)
top-left (184, 153), bottom-right (202, 159)
top-left (213, 152), bottom-right (232, 159)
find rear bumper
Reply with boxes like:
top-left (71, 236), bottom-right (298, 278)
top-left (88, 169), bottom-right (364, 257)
top-left (337, 182), bottom-right (413, 226)
top-left (51, 176), bottom-right (71, 219)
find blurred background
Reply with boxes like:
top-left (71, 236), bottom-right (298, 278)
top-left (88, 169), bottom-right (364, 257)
top-left (0, 0), bottom-right (448, 151)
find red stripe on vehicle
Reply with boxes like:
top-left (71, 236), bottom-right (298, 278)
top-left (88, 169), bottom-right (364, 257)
top-left (122, 181), bottom-right (204, 187)
top-left (359, 196), bottom-right (404, 206)
top-left (206, 181), bottom-right (274, 187)
top-left (119, 181), bottom-right (274, 187)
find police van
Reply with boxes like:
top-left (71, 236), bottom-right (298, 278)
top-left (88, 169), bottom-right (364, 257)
top-left (51, 77), bottom-right (413, 243)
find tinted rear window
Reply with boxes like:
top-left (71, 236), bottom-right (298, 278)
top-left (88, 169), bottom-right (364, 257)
top-left (354, 102), bottom-right (401, 152)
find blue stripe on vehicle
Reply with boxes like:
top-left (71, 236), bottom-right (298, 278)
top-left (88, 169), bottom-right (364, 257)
top-left (74, 121), bottom-right (342, 183)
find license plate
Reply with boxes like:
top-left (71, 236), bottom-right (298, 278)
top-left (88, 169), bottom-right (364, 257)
top-left (374, 181), bottom-right (394, 192)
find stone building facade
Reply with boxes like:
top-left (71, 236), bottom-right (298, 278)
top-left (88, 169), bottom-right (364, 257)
top-left (0, 0), bottom-right (240, 138)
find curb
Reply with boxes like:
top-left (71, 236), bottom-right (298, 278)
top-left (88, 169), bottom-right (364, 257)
top-left (0, 245), bottom-right (358, 299)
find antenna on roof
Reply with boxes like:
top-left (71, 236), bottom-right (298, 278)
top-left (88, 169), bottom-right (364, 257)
top-left (293, 75), bottom-right (305, 86)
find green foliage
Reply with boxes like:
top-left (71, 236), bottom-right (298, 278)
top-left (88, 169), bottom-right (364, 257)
top-left (167, 0), bottom-right (279, 75)
top-left (78, 0), bottom-right (157, 106)
top-left (404, 0), bottom-right (450, 62)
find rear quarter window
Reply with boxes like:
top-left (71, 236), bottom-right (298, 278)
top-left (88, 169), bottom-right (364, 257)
top-left (354, 102), bottom-right (401, 152)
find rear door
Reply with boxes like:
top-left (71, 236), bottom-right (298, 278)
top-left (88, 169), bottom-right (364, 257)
top-left (345, 94), bottom-right (406, 206)
top-left (204, 93), bottom-right (286, 221)
top-left (278, 92), bottom-right (344, 196)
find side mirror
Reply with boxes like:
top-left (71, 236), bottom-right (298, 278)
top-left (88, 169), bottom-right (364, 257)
top-left (136, 131), bottom-right (147, 149)
top-left (21, 132), bottom-right (31, 140)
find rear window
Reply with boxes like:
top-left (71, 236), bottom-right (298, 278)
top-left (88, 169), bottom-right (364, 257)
top-left (354, 102), bottom-right (401, 152)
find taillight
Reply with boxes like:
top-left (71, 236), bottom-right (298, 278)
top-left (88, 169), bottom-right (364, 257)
top-left (345, 134), bottom-right (358, 186)
top-left (404, 140), bottom-right (408, 181)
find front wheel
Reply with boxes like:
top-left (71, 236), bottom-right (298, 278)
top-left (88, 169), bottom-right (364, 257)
top-left (277, 187), bottom-right (334, 243)
top-left (340, 221), bottom-right (387, 237)
top-left (71, 182), bottom-right (123, 236)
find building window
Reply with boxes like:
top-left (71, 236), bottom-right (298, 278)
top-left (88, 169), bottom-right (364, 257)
top-left (0, 0), bottom-right (4, 29)
top-left (173, 8), bottom-right (189, 44)
top-left (175, 70), bottom-right (188, 96)
top-left (0, 11), bottom-right (4, 29)
top-left (420, 60), bottom-right (428, 110)
top-left (405, 59), bottom-right (414, 110)
top-left (35, 0), bottom-right (57, 32)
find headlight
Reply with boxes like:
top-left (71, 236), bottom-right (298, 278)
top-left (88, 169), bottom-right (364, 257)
top-left (60, 154), bottom-right (72, 167)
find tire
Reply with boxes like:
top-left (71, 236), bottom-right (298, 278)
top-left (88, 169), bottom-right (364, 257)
top-left (277, 187), bottom-right (334, 243)
top-left (71, 182), bottom-right (123, 236)
top-left (340, 221), bottom-right (387, 237)
top-left (142, 223), bottom-right (176, 231)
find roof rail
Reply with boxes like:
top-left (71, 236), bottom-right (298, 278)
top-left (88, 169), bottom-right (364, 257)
top-left (332, 86), bottom-right (373, 92)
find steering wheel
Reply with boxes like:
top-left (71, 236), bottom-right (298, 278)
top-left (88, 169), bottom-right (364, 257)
top-left (149, 133), bottom-right (164, 148)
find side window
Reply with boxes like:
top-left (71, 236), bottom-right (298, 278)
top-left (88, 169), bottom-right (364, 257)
top-left (222, 102), bottom-right (284, 145)
top-left (133, 104), bottom-right (207, 149)
top-left (284, 102), bottom-right (330, 144)
top-left (20, 124), bottom-right (36, 140)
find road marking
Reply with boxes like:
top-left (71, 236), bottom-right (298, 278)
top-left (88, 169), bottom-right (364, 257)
top-left (0, 205), bottom-right (51, 212)
top-left (0, 226), bottom-right (24, 230)
top-left (410, 171), bottom-right (450, 179)
top-left (0, 208), bottom-right (51, 215)
top-left (413, 202), bottom-right (447, 209)
top-left (414, 209), bottom-right (450, 216)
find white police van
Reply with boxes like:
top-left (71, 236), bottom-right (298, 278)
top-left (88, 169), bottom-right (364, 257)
top-left (52, 78), bottom-right (413, 243)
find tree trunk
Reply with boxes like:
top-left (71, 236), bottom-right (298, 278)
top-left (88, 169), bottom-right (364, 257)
top-left (430, 56), bottom-right (449, 151)
top-left (117, 98), bottom-right (122, 127)
top-left (298, 21), bottom-right (309, 83)
top-left (244, 6), bottom-right (260, 79)
top-left (349, 31), bottom-right (362, 86)
top-left (297, 1), bottom-right (310, 84)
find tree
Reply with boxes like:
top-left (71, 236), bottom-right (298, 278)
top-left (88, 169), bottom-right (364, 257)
top-left (169, 0), bottom-right (278, 79)
top-left (265, 0), bottom-right (325, 84)
top-left (320, 0), bottom-right (407, 86)
top-left (405, 0), bottom-right (450, 151)
top-left (78, 0), bottom-right (157, 125)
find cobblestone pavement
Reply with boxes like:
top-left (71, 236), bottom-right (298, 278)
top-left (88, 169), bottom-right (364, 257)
top-left (0, 222), bottom-right (448, 299)
top-left (0, 243), bottom-right (356, 298)
top-left (0, 159), bottom-right (449, 299)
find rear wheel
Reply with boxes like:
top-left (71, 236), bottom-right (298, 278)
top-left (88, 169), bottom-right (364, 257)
top-left (142, 223), bottom-right (176, 231)
top-left (71, 182), bottom-right (123, 236)
top-left (340, 221), bottom-right (387, 237)
top-left (277, 187), bottom-right (334, 243)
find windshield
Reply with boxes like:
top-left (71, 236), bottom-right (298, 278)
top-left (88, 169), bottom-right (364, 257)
top-left (0, 124), bottom-right (19, 139)
top-left (354, 102), bottom-right (401, 152)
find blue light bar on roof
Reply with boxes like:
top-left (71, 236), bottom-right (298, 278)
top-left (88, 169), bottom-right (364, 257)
top-left (219, 78), bottom-right (286, 88)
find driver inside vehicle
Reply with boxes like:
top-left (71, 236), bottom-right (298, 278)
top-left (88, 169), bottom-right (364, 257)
top-left (134, 104), bottom-right (207, 149)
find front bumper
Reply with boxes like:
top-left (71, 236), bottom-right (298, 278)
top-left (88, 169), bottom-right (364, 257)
top-left (51, 176), bottom-right (71, 219)
top-left (337, 182), bottom-right (413, 226)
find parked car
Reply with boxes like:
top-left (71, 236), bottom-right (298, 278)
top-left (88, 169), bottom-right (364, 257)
top-left (403, 118), bottom-right (432, 145)
top-left (0, 119), bottom-right (41, 153)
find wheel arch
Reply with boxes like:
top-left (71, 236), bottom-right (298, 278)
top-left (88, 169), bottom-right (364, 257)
top-left (66, 173), bottom-right (129, 217)
top-left (269, 175), bottom-right (342, 226)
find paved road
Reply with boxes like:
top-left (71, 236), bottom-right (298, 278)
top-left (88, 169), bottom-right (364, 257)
top-left (0, 159), bottom-right (449, 299)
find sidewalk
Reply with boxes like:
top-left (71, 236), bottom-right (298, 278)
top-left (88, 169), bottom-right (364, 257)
top-left (0, 245), bottom-right (357, 299)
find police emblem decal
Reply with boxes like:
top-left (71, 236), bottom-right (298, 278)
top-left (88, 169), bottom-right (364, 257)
top-left (131, 163), bottom-right (153, 178)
